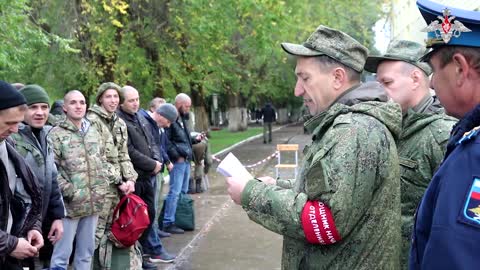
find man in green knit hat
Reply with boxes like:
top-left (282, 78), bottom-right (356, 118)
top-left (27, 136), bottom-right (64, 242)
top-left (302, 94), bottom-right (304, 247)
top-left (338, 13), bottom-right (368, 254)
top-left (87, 82), bottom-right (142, 270)
top-left (12, 84), bottom-right (65, 269)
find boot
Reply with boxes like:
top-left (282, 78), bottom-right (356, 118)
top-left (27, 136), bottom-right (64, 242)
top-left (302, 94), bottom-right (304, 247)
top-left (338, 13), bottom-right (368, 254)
top-left (187, 178), bottom-right (196, 194)
top-left (195, 179), bottom-right (203, 193)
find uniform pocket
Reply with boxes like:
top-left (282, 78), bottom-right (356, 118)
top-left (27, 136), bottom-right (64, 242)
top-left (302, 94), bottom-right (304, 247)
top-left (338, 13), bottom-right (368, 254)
top-left (304, 141), bottom-right (337, 197)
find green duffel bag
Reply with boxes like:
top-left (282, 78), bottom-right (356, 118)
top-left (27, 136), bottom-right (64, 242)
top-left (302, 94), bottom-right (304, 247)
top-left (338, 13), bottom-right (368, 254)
top-left (159, 193), bottom-right (195, 231)
top-left (93, 234), bottom-right (142, 270)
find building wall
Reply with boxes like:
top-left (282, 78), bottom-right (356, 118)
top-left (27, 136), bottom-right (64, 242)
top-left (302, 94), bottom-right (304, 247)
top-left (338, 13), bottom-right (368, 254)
top-left (389, 0), bottom-right (480, 44)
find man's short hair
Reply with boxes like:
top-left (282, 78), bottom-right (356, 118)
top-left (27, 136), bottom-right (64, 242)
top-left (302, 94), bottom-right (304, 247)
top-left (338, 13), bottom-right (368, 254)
top-left (314, 55), bottom-right (361, 83)
top-left (175, 93), bottom-right (191, 104)
top-left (433, 46), bottom-right (480, 74)
top-left (149, 97), bottom-right (166, 111)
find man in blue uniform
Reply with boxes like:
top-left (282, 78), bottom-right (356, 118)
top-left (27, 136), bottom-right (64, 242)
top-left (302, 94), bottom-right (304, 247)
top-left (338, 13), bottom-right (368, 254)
top-left (410, 1), bottom-right (480, 269)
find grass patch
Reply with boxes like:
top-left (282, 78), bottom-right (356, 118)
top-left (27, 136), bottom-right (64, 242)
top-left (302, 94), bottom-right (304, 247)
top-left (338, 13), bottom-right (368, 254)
top-left (208, 127), bottom-right (263, 154)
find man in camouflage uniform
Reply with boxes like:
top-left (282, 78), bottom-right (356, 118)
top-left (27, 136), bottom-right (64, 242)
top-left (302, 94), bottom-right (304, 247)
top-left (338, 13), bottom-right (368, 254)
top-left (87, 82), bottom-right (141, 270)
top-left (225, 25), bottom-right (403, 269)
top-left (49, 90), bottom-right (108, 270)
top-left (364, 40), bottom-right (457, 268)
top-left (11, 85), bottom-right (65, 269)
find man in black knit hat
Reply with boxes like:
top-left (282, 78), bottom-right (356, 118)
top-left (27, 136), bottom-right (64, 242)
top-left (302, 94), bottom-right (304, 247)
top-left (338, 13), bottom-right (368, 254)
top-left (0, 80), bottom-right (44, 270)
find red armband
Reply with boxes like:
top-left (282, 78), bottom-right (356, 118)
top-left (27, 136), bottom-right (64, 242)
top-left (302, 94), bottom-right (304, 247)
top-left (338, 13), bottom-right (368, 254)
top-left (301, 200), bottom-right (341, 245)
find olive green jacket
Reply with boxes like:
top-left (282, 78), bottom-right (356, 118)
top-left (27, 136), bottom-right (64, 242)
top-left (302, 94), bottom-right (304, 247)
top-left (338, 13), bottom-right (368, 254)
top-left (242, 83), bottom-right (403, 269)
top-left (398, 95), bottom-right (456, 268)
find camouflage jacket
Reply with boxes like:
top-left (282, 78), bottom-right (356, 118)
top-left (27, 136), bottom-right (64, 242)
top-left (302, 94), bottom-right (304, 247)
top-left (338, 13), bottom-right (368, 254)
top-left (48, 118), bottom-right (108, 218)
top-left (87, 104), bottom-right (137, 185)
top-left (242, 83), bottom-right (403, 270)
top-left (398, 95), bottom-right (456, 267)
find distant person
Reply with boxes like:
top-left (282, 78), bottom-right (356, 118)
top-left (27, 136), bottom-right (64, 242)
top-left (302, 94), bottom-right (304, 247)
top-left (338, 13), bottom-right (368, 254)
top-left (261, 103), bottom-right (276, 143)
top-left (0, 81), bottom-right (43, 270)
top-left (190, 137), bottom-right (212, 193)
top-left (365, 39), bottom-right (457, 268)
top-left (225, 25), bottom-right (402, 269)
top-left (255, 108), bottom-right (262, 124)
top-left (49, 90), bottom-right (108, 270)
top-left (48, 100), bottom-right (65, 126)
top-left (13, 85), bottom-right (65, 269)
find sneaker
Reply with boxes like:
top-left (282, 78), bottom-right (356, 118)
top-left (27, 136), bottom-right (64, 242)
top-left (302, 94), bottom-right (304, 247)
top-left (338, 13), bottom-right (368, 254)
top-left (164, 224), bottom-right (185, 234)
top-left (142, 257), bottom-right (158, 269)
top-left (158, 229), bottom-right (171, 238)
top-left (149, 251), bottom-right (176, 263)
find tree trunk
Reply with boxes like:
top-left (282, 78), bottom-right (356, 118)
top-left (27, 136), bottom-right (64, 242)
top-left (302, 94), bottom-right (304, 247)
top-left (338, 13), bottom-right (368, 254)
top-left (277, 108), bottom-right (289, 124)
top-left (226, 92), bottom-right (247, 131)
top-left (227, 107), bottom-right (248, 132)
top-left (190, 85), bottom-right (209, 132)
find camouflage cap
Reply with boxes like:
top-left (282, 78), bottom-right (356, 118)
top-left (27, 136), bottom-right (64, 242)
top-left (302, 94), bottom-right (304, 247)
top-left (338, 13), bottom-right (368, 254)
top-left (281, 25), bottom-right (368, 72)
top-left (364, 40), bottom-right (432, 75)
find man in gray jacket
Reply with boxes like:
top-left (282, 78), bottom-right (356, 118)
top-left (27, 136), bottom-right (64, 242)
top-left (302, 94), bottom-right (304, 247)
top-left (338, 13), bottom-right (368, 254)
top-left (11, 85), bottom-right (65, 269)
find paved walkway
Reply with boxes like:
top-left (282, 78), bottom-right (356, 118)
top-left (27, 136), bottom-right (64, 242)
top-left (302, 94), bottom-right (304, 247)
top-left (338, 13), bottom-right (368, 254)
top-left (158, 124), bottom-right (310, 270)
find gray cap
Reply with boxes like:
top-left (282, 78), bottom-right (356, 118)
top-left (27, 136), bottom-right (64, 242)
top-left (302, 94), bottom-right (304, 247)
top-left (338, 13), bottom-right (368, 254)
top-left (156, 103), bottom-right (178, 122)
top-left (281, 25), bottom-right (369, 72)
top-left (364, 40), bottom-right (432, 75)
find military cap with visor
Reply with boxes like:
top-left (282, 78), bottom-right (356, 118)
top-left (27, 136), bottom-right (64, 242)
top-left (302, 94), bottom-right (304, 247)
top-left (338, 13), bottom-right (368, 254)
top-left (417, 0), bottom-right (480, 61)
top-left (281, 25), bottom-right (369, 72)
top-left (364, 40), bottom-right (432, 76)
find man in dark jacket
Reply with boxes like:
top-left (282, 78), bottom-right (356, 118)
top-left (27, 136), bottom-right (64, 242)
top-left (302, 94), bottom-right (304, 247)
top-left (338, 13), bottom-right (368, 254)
top-left (163, 93), bottom-right (203, 234)
top-left (261, 102), bottom-right (276, 143)
top-left (0, 81), bottom-right (43, 270)
top-left (139, 97), bottom-right (174, 238)
top-left (11, 84), bottom-right (65, 269)
top-left (117, 86), bottom-right (175, 268)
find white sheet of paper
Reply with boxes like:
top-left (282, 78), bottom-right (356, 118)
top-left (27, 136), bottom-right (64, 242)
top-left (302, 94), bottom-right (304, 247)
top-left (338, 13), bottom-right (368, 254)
top-left (216, 152), bottom-right (253, 181)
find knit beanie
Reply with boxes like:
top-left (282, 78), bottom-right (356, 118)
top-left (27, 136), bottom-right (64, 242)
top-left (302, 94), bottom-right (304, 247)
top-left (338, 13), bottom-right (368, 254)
top-left (96, 82), bottom-right (121, 105)
top-left (156, 103), bottom-right (178, 122)
top-left (19, 84), bottom-right (50, 106)
top-left (0, 80), bottom-right (26, 110)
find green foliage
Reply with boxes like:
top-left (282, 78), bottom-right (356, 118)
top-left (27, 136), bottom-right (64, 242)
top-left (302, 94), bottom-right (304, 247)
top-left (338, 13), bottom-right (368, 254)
top-left (2, 0), bottom-right (384, 111)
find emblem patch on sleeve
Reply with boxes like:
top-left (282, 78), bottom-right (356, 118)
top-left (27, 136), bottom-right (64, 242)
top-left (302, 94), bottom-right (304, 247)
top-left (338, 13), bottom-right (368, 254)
top-left (462, 178), bottom-right (480, 225)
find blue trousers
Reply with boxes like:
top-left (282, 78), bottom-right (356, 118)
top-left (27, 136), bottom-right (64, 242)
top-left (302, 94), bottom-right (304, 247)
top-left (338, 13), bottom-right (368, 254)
top-left (163, 161), bottom-right (190, 226)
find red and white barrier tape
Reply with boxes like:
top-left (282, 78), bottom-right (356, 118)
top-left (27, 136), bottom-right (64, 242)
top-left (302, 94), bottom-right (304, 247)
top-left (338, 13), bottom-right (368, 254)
top-left (212, 151), bottom-right (279, 169)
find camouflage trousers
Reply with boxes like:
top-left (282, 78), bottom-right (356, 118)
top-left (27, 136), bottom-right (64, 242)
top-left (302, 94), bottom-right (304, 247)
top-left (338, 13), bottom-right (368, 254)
top-left (93, 185), bottom-right (142, 270)
top-left (95, 185), bottom-right (120, 248)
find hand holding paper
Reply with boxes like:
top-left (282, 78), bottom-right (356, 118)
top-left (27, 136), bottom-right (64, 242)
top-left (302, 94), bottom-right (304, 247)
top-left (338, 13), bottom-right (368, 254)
top-left (218, 153), bottom-right (253, 204)
top-left (217, 153), bottom-right (253, 181)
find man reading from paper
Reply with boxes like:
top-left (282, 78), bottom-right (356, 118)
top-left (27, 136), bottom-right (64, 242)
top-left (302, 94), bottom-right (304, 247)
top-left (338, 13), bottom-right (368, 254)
top-left (223, 25), bottom-right (402, 269)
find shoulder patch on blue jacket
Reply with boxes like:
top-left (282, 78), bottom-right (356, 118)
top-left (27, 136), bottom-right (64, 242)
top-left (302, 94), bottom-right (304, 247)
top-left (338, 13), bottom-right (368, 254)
top-left (462, 178), bottom-right (480, 226)
top-left (456, 126), bottom-right (480, 145)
